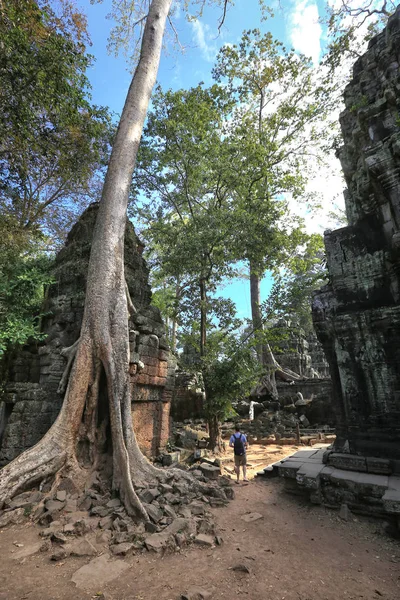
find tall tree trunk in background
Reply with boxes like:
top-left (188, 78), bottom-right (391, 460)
top-left (171, 281), bottom-right (180, 353)
top-left (249, 261), bottom-right (303, 401)
top-left (199, 277), bottom-right (207, 357)
top-left (0, 0), bottom-right (173, 515)
top-left (250, 262), bottom-right (264, 364)
top-left (171, 317), bottom-right (177, 353)
top-left (249, 260), bottom-right (277, 399)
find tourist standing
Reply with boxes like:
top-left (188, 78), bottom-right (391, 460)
top-left (229, 424), bottom-right (248, 484)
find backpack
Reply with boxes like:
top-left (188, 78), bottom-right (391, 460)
top-left (233, 433), bottom-right (245, 456)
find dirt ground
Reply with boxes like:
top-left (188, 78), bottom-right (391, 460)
top-left (1, 444), bottom-right (399, 600)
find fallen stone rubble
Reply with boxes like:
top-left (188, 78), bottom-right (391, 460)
top-left (0, 465), bottom-right (234, 559)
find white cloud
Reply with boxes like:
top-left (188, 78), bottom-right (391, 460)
top-left (286, 157), bottom-right (346, 235)
top-left (190, 20), bottom-right (218, 63)
top-left (287, 0), bottom-right (322, 64)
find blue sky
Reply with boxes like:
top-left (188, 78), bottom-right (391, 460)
top-left (81, 0), bottom-right (327, 115)
top-left (78, 0), bottom-right (340, 320)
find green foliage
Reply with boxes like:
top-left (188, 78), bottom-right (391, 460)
top-left (212, 29), bottom-right (330, 276)
top-left (350, 95), bottom-right (368, 113)
top-left (202, 331), bottom-right (261, 422)
top-left (0, 0), bottom-right (113, 246)
top-left (0, 250), bottom-right (54, 355)
top-left (261, 234), bottom-right (327, 334)
top-left (322, 0), bottom-right (396, 72)
top-left (132, 83), bottom-right (239, 352)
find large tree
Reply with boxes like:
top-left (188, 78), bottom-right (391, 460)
top-left (0, 0), bottom-right (235, 518)
top-left (133, 84), bottom-right (236, 358)
top-left (212, 29), bottom-right (329, 397)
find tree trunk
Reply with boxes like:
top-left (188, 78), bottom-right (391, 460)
top-left (0, 0), bottom-right (173, 516)
top-left (249, 260), bottom-right (278, 398)
top-left (199, 277), bottom-right (207, 358)
top-left (207, 414), bottom-right (223, 453)
top-left (249, 263), bottom-right (264, 364)
top-left (171, 281), bottom-right (180, 353)
top-left (249, 261), bottom-right (303, 401)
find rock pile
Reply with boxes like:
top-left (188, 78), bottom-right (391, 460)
top-left (0, 467), bottom-right (233, 559)
top-left (226, 396), bottom-right (335, 445)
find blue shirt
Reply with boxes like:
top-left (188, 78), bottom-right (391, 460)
top-left (229, 432), bottom-right (247, 449)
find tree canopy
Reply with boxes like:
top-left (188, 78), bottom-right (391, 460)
top-left (0, 0), bottom-right (113, 247)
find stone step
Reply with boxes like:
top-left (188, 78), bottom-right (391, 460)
top-left (382, 476), bottom-right (400, 513)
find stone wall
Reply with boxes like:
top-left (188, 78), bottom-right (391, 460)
top-left (171, 372), bottom-right (205, 422)
top-left (277, 379), bottom-right (335, 426)
top-left (273, 322), bottom-right (330, 379)
top-left (0, 203), bottom-right (175, 464)
top-left (312, 7), bottom-right (400, 467)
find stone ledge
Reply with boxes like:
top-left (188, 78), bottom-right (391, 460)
top-left (269, 448), bottom-right (400, 519)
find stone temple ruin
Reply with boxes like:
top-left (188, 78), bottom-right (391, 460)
top-left (0, 203), bottom-right (176, 465)
top-left (263, 7), bottom-right (400, 524)
top-left (170, 320), bottom-right (335, 451)
top-left (229, 324), bottom-right (336, 446)
top-left (2, 9), bottom-right (400, 533)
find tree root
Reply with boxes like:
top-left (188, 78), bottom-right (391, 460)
top-left (275, 367), bottom-right (305, 382)
top-left (125, 280), bottom-right (137, 316)
top-left (0, 278), bottom-right (202, 520)
top-left (0, 430), bottom-right (68, 509)
top-left (58, 339), bottom-right (80, 395)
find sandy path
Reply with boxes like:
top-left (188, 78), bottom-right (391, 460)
top-left (0, 445), bottom-right (399, 600)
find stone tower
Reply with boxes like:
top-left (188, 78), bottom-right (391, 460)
top-left (0, 204), bottom-right (176, 464)
top-left (313, 7), bottom-right (400, 469)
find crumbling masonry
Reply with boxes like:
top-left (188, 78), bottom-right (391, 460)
top-left (262, 8), bottom-right (400, 521)
top-left (0, 204), bottom-right (176, 464)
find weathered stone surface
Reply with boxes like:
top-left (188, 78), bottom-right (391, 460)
top-left (139, 488), bottom-right (159, 504)
top-left (51, 548), bottom-right (68, 561)
top-left (194, 534), bottom-right (214, 547)
top-left (197, 518), bottom-right (215, 536)
top-left (312, 7), bottom-right (400, 470)
top-left (144, 532), bottom-right (171, 552)
top-left (382, 476), bottom-right (400, 513)
top-left (188, 502), bottom-right (205, 516)
top-left (328, 453), bottom-right (367, 473)
top-left (0, 508), bottom-right (26, 527)
top-left (8, 490), bottom-right (42, 509)
top-left (67, 538), bottom-right (98, 557)
top-left (71, 554), bottom-right (130, 591)
top-left (181, 587), bottom-right (213, 600)
top-left (106, 498), bottom-right (122, 509)
top-left (274, 323), bottom-right (330, 380)
top-left (274, 447), bottom-right (400, 519)
top-left (172, 371), bottom-right (205, 421)
top-left (199, 463), bottom-right (220, 480)
top-left (110, 542), bottom-right (134, 556)
top-left (96, 530), bottom-right (112, 545)
top-left (144, 503), bottom-right (163, 523)
top-left (145, 521), bottom-right (158, 533)
top-left (51, 531), bottom-right (67, 544)
top-left (90, 506), bottom-right (110, 518)
top-left (11, 542), bottom-right (42, 561)
top-left (339, 503), bottom-right (350, 521)
top-left (145, 517), bottom-right (196, 552)
top-left (240, 512), bottom-right (263, 523)
top-left (44, 499), bottom-right (65, 513)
